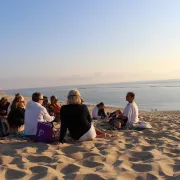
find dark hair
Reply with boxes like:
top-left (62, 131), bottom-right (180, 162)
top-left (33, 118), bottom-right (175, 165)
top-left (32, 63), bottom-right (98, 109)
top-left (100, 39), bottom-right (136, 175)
top-left (51, 95), bottom-right (58, 104)
top-left (11, 96), bottom-right (22, 110)
top-left (0, 97), bottom-right (8, 105)
top-left (127, 92), bottom-right (135, 99)
top-left (97, 102), bottom-right (104, 107)
top-left (43, 96), bottom-right (48, 103)
top-left (15, 93), bottom-right (20, 97)
top-left (32, 92), bottom-right (42, 102)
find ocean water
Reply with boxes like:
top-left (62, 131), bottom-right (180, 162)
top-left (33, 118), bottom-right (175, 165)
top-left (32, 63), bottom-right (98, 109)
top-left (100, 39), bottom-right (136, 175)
top-left (4, 79), bottom-right (180, 111)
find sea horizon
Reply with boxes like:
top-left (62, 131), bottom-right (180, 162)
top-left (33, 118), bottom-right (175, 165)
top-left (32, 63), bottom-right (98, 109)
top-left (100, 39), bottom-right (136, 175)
top-left (2, 78), bottom-right (180, 91)
top-left (3, 79), bottom-right (180, 111)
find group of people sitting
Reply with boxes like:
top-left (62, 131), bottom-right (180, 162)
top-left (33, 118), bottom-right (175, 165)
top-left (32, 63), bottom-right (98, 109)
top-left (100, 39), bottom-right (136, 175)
top-left (0, 90), bottom-right (139, 145)
top-left (92, 92), bottom-right (139, 128)
top-left (0, 93), bottom-right (61, 128)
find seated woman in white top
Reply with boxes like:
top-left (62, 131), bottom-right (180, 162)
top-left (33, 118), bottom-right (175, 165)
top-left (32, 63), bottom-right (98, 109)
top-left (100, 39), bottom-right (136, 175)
top-left (92, 102), bottom-right (107, 119)
top-left (24, 92), bottom-right (54, 137)
top-left (110, 92), bottom-right (139, 128)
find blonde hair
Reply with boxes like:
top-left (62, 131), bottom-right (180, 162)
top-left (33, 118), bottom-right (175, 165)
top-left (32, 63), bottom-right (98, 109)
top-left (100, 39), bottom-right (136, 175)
top-left (67, 89), bottom-right (82, 104)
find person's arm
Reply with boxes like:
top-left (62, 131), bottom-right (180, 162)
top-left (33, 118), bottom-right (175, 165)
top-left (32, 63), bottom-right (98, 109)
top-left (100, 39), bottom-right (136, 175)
top-left (20, 108), bottom-right (25, 119)
top-left (119, 107), bottom-right (132, 120)
top-left (7, 102), bottom-right (12, 114)
top-left (85, 105), bottom-right (92, 123)
top-left (59, 107), bottom-right (67, 143)
top-left (5, 102), bottom-right (10, 116)
top-left (101, 109), bottom-right (107, 118)
top-left (7, 111), bottom-right (12, 121)
top-left (119, 114), bottom-right (128, 119)
top-left (42, 107), bottom-right (54, 122)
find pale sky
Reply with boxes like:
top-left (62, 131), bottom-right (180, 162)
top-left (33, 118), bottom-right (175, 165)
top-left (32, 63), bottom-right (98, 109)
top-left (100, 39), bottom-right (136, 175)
top-left (1, 0), bottom-right (180, 89)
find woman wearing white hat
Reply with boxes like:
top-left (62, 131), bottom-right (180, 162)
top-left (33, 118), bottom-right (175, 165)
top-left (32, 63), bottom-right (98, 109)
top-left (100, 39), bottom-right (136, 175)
top-left (58, 89), bottom-right (108, 145)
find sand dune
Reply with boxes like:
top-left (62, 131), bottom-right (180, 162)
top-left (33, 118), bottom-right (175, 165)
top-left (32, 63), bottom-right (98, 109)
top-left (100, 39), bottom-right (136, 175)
top-left (0, 95), bottom-right (180, 179)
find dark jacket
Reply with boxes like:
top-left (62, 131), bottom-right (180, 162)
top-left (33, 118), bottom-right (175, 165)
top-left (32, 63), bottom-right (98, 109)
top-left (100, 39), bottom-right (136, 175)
top-left (8, 108), bottom-right (25, 126)
top-left (59, 104), bottom-right (92, 143)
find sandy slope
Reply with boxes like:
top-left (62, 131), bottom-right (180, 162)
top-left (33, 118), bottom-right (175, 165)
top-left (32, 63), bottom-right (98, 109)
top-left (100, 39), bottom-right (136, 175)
top-left (0, 94), bottom-right (179, 180)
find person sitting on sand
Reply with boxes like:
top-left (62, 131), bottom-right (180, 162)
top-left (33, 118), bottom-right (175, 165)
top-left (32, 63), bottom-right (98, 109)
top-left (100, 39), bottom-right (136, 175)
top-left (92, 102), bottom-right (107, 119)
top-left (57, 89), bottom-right (110, 145)
top-left (49, 95), bottom-right (61, 122)
top-left (24, 92), bottom-right (54, 137)
top-left (0, 97), bottom-right (10, 118)
top-left (110, 92), bottom-right (139, 129)
top-left (8, 95), bottom-right (25, 128)
top-left (7, 93), bottom-right (24, 114)
top-left (42, 96), bottom-right (50, 112)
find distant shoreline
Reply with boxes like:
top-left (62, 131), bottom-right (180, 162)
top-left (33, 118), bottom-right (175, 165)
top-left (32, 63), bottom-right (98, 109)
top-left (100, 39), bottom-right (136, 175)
top-left (1, 93), bottom-right (179, 113)
top-left (2, 78), bottom-right (180, 90)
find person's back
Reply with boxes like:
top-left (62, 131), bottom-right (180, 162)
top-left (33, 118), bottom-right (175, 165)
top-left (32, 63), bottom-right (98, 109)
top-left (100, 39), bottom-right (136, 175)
top-left (123, 101), bottom-right (139, 125)
top-left (60, 104), bottom-right (91, 141)
top-left (92, 105), bottom-right (99, 119)
top-left (8, 108), bottom-right (25, 127)
top-left (24, 93), bottom-right (53, 136)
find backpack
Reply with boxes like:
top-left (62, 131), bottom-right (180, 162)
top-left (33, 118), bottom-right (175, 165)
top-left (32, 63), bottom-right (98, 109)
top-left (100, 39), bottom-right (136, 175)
top-left (0, 119), bottom-right (10, 137)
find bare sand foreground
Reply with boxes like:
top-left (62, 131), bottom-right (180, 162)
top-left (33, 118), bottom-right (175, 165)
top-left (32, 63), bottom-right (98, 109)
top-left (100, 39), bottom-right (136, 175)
top-left (0, 94), bottom-right (180, 180)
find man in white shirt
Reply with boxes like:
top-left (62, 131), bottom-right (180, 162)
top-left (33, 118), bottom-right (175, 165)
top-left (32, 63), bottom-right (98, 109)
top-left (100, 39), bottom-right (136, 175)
top-left (110, 92), bottom-right (139, 128)
top-left (24, 92), bottom-right (54, 136)
top-left (92, 102), bottom-right (106, 119)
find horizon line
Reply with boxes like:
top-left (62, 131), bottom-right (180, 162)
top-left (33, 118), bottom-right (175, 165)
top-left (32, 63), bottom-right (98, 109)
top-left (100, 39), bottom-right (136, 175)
top-left (2, 78), bottom-right (180, 91)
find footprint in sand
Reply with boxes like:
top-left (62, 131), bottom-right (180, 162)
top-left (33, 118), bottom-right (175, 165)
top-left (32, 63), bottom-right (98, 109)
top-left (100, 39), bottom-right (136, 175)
top-left (5, 168), bottom-right (26, 180)
top-left (75, 174), bottom-right (106, 180)
top-left (132, 163), bottom-right (152, 172)
top-left (83, 160), bottom-right (104, 168)
top-left (61, 164), bottom-right (80, 174)
top-left (29, 173), bottom-right (47, 180)
top-left (30, 166), bottom-right (48, 174)
top-left (27, 155), bottom-right (53, 163)
top-left (173, 164), bottom-right (180, 172)
top-left (136, 173), bottom-right (158, 180)
top-left (113, 160), bottom-right (123, 167)
top-left (61, 146), bottom-right (86, 154)
top-left (130, 151), bottom-right (154, 162)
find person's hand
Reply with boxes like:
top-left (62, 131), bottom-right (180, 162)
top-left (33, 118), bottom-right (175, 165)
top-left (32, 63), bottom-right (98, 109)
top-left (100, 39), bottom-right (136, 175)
top-left (50, 112), bottom-right (54, 116)
top-left (20, 102), bottom-right (26, 109)
top-left (56, 142), bottom-right (63, 146)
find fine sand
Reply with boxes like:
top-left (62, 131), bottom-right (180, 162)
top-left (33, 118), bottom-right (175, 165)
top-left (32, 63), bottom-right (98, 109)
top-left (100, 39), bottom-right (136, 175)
top-left (0, 94), bottom-right (180, 180)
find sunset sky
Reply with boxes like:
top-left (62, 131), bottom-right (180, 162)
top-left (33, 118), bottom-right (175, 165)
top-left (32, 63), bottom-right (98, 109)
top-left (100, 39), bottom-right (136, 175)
top-left (1, 0), bottom-right (180, 89)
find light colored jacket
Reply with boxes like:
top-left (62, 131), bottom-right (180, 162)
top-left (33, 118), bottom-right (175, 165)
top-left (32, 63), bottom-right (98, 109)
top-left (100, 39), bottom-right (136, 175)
top-left (92, 106), bottom-right (101, 119)
top-left (24, 101), bottom-right (53, 135)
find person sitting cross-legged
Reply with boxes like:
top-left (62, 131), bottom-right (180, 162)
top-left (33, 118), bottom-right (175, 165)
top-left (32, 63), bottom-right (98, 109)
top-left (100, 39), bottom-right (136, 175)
top-left (24, 92), bottom-right (54, 140)
top-left (110, 92), bottom-right (139, 129)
